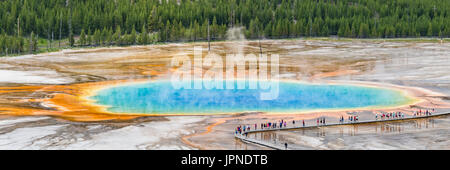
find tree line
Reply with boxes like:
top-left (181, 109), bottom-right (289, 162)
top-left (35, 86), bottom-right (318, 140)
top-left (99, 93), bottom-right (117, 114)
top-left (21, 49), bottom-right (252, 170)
top-left (1, 0), bottom-right (449, 56)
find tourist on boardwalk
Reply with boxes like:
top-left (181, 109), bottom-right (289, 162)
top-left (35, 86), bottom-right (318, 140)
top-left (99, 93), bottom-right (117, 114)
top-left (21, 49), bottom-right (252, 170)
top-left (303, 120), bottom-right (305, 127)
top-left (284, 143), bottom-right (288, 150)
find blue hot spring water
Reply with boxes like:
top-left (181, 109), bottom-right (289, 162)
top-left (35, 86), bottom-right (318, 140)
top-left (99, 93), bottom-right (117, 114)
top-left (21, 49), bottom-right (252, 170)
top-left (89, 80), bottom-right (413, 115)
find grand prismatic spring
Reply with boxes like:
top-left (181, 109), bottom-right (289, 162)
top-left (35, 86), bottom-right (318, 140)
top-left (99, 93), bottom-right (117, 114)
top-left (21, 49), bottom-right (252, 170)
top-left (0, 40), bottom-right (449, 150)
top-left (89, 80), bottom-right (415, 115)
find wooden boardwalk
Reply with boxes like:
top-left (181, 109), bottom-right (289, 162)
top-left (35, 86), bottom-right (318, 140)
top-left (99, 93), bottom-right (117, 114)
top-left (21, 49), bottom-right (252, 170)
top-left (235, 111), bottom-right (450, 150)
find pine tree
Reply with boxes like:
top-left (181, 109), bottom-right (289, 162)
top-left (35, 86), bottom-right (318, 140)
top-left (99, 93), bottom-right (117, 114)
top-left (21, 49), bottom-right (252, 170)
top-left (29, 32), bottom-right (38, 53)
top-left (211, 16), bottom-right (218, 39)
top-left (444, 26), bottom-right (450, 38)
top-left (193, 20), bottom-right (198, 41)
top-left (147, 7), bottom-right (158, 33)
top-left (69, 32), bottom-right (74, 47)
top-left (130, 26), bottom-right (137, 45)
top-left (248, 18), bottom-right (261, 39)
top-left (101, 27), bottom-right (108, 45)
top-left (344, 23), bottom-right (351, 37)
top-left (321, 25), bottom-right (329, 37)
top-left (114, 26), bottom-right (122, 45)
top-left (93, 29), bottom-right (101, 46)
top-left (0, 35), bottom-right (3, 55)
top-left (264, 21), bottom-right (272, 37)
top-left (79, 29), bottom-right (86, 46)
top-left (107, 27), bottom-right (113, 45)
top-left (87, 29), bottom-right (92, 46)
top-left (139, 25), bottom-right (148, 45)
top-left (338, 23), bottom-right (345, 37)
top-left (371, 27), bottom-right (378, 38)
top-left (427, 23), bottom-right (433, 37)
top-left (170, 21), bottom-right (178, 42)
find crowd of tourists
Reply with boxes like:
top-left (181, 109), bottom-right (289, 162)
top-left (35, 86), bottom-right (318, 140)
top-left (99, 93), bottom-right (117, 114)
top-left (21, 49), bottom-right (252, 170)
top-left (375, 108), bottom-right (436, 120)
top-left (375, 112), bottom-right (404, 120)
top-left (413, 109), bottom-right (435, 117)
top-left (338, 115), bottom-right (359, 123)
top-left (235, 119), bottom-right (304, 135)
top-left (235, 108), bottom-right (438, 135)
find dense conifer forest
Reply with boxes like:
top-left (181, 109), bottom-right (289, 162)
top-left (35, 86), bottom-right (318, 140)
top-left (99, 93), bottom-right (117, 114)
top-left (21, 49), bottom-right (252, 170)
top-left (0, 0), bottom-right (449, 55)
